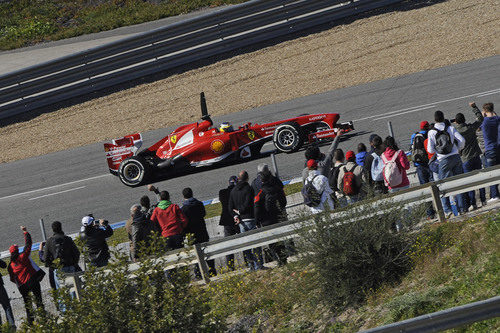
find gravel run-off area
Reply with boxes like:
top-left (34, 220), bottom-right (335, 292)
top-left (0, 0), bottom-right (498, 163)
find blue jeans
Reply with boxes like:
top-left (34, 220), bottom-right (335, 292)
top-left (416, 164), bottom-right (436, 217)
top-left (484, 148), bottom-right (499, 199)
top-left (239, 220), bottom-right (263, 270)
top-left (0, 284), bottom-right (15, 327)
top-left (438, 154), bottom-right (466, 214)
top-left (462, 156), bottom-right (487, 205)
top-left (55, 265), bottom-right (78, 312)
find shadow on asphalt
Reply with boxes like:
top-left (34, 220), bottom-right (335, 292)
top-left (0, 0), bottom-right (447, 127)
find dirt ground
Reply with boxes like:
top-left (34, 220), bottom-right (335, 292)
top-left (0, 0), bottom-right (498, 163)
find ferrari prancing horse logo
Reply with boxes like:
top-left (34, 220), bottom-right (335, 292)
top-left (247, 130), bottom-right (256, 140)
top-left (210, 140), bottom-right (225, 153)
top-left (170, 135), bottom-right (177, 144)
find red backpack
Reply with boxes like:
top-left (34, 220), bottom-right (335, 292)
top-left (342, 165), bottom-right (359, 195)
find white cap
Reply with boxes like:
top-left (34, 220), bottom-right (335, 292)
top-left (81, 216), bottom-right (94, 226)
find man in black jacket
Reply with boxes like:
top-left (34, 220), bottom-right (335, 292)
top-left (0, 259), bottom-right (15, 328)
top-left (80, 215), bottom-right (113, 267)
top-left (229, 170), bottom-right (264, 271)
top-left (40, 221), bottom-right (80, 284)
top-left (218, 175), bottom-right (239, 270)
top-left (181, 187), bottom-right (216, 278)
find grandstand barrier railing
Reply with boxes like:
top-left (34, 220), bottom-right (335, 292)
top-left (0, 0), bottom-right (405, 119)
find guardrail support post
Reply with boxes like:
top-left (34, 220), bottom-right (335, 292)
top-left (430, 184), bottom-right (445, 222)
top-left (39, 218), bottom-right (47, 241)
top-left (388, 121), bottom-right (395, 138)
top-left (194, 244), bottom-right (211, 284)
top-left (271, 153), bottom-right (279, 179)
top-left (71, 274), bottom-right (83, 301)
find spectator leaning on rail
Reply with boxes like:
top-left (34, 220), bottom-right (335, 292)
top-left (427, 110), bottom-right (467, 217)
top-left (363, 134), bottom-right (388, 195)
top-left (337, 150), bottom-right (365, 203)
top-left (452, 104), bottom-right (486, 210)
top-left (8, 226), bottom-right (45, 325)
top-left (306, 159), bottom-right (334, 213)
top-left (0, 258), bottom-right (15, 329)
top-left (150, 190), bottom-right (188, 251)
top-left (229, 170), bottom-right (265, 271)
top-left (126, 205), bottom-right (151, 261)
top-left (475, 102), bottom-right (499, 202)
top-left (181, 187), bottom-right (217, 278)
top-left (80, 215), bottom-right (114, 267)
top-left (218, 175), bottom-right (239, 270)
top-left (381, 136), bottom-right (411, 193)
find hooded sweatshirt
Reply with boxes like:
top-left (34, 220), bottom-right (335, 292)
top-left (355, 151), bottom-right (367, 166)
top-left (382, 148), bottom-right (410, 189)
top-left (151, 200), bottom-right (188, 238)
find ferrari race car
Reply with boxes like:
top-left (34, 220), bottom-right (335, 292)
top-left (104, 93), bottom-right (354, 187)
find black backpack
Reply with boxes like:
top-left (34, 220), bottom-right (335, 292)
top-left (52, 236), bottom-right (75, 267)
top-left (411, 132), bottom-right (429, 164)
top-left (328, 165), bottom-right (341, 191)
top-left (435, 125), bottom-right (454, 154)
top-left (302, 175), bottom-right (322, 207)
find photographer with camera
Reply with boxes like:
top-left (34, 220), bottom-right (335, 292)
top-left (79, 215), bottom-right (113, 268)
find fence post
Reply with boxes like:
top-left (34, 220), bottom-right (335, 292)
top-left (193, 244), bottom-right (211, 284)
top-left (271, 153), bottom-right (279, 179)
top-left (39, 218), bottom-right (47, 241)
top-left (71, 274), bottom-right (83, 300)
top-left (388, 121), bottom-right (395, 138)
top-left (430, 184), bottom-right (445, 222)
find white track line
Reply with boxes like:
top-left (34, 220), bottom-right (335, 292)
top-left (28, 186), bottom-right (86, 201)
top-left (373, 105), bottom-right (437, 121)
top-left (353, 88), bottom-right (500, 122)
top-left (0, 174), bottom-right (111, 201)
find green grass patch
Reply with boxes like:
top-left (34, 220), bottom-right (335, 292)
top-left (0, 0), bottom-right (248, 50)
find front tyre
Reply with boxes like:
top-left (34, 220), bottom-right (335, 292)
top-left (273, 122), bottom-right (304, 153)
top-left (118, 156), bottom-right (150, 187)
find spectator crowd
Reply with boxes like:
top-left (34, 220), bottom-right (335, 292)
top-left (0, 101), bottom-right (497, 329)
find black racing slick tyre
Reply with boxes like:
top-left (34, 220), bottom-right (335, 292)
top-left (273, 122), bottom-right (304, 153)
top-left (118, 156), bottom-right (151, 187)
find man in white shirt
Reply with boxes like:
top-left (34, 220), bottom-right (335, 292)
top-left (305, 159), bottom-right (334, 213)
top-left (427, 110), bottom-right (467, 217)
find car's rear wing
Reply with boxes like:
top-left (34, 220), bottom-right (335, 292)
top-left (104, 133), bottom-right (143, 173)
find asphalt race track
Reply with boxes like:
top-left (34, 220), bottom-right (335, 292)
top-left (0, 56), bottom-right (499, 250)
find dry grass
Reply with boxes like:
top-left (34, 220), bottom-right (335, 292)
top-left (1, 0), bottom-right (498, 163)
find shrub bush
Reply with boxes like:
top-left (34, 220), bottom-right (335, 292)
top-left (297, 202), bottom-right (423, 310)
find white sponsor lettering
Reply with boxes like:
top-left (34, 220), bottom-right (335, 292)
top-left (308, 115), bottom-right (326, 121)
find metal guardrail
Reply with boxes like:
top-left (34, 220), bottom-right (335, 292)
top-left (361, 296), bottom-right (500, 333)
top-left (0, 0), bottom-right (405, 119)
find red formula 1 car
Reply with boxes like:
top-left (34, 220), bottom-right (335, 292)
top-left (104, 93), bottom-right (354, 186)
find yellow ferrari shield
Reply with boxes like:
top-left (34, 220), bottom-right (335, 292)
top-left (247, 130), bottom-right (256, 141)
top-left (171, 135), bottom-right (177, 144)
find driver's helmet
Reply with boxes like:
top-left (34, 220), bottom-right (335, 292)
top-left (219, 122), bottom-right (234, 133)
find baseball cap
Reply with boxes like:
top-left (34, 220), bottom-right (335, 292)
top-left (307, 159), bottom-right (318, 169)
top-left (420, 121), bottom-right (429, 130)
top-left (9, 245), bottom-right (18, 254)
top-left (81, 216), bottom-right (94, 226)
top-left (228, 175), bottom-right (238, 185)
top-left (345, 150), bottom-right (355, 161)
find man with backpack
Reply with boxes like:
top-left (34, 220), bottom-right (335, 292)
top-left (40, 221), bottom-right (81, 282)
top-left (328, 149), bottom-right (348, 207)
top-left (363, 134), bottom-right (388, 195)
top-left (427, 110), bottom-right (467, 217)
top-left (452, 105), bottom-right (485, 210)
top-left (411, 121), bottom-right (436, 218)
top-left (336, 151), bottom-right (365, 203)
top-left (303, 159), bottom-right (334, 213)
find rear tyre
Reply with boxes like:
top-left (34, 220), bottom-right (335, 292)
top-left (118, 156), bottom-right (150, 187)
top-left (273, 122), bottom-right (304, 153)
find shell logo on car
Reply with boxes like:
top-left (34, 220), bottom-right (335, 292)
top-left (247, 130), bottom-right (256, 140)
top-left (171, 135), bottom-right (177, 144)
top-left (210, 139), bottom-right (225, 153)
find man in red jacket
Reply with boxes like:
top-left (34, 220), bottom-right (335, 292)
top-left (8, 226), bottom-right (45, 324)
top-left (150, 190), bottom-right (188, 250)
